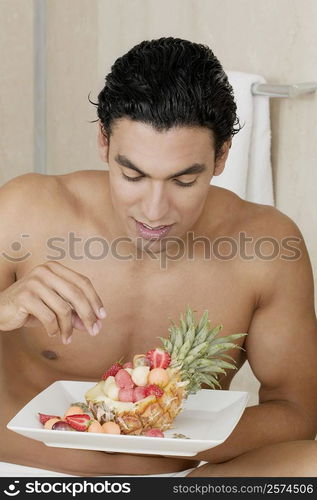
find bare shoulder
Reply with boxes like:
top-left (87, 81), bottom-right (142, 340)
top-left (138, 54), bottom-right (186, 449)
top-left (0, 173), bottom-right (62, 283)
top-left (0, 169), bottom-right (109, 236)
top-left (0, 173), bottom-right (56, 224)
top-left (242, 199), bottom-right (302, 240)
top-left (0, 171), bottom-right (91, 246)
top-left (240, 196), bottom-right (307, 268)
top-left (0, 172), bottom-right (63, 205)
top-left (210, 187), bottom-right (311, 304)
top-left (240, 198), bottom-right (312, 308)
top-left (60, 169), bottom-right (108, 199)
top-left (0, 169), bottom-right (107, 213)
top-left (209, 185), bottom-right (302, 238)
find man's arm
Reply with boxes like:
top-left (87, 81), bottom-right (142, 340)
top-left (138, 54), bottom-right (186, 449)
top-left (194, 212), bottom-right (317, 464)
top-left (0, 174), bottom-right (30, 292)
top-left (0, 173), bottom-right (50, 292)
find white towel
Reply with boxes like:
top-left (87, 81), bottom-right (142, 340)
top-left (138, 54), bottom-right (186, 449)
top-left (212, 71), bottom-right (275, 206)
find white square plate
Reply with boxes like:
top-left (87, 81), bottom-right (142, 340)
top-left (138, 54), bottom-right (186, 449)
top-left (7, 381), bottom-right (249, 457)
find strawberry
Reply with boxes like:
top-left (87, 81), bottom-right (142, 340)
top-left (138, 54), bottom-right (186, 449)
top-left (144, 384), bottom-right (164, 398)
top-left (146, 348), bottom-right (171, 369)
top-left (143, 428), bottom-right (164, 437)
top-left (123, 362), bottom-right (133, 369)
top-left (101, 362), bottom-right (123, 380)
top-left (115, 369), bottom-right (135, 389)
top-left (133, 386), bottom-right (147, 402)
top-left (118, 388), bottom-right (135, 402)
top-left (65, 413), bottom-right (91, 432)
top-left (38, 412), bottom-right (60, 425)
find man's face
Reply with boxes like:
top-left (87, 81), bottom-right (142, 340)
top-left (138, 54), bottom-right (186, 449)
top-left (99, 118), bottom-right (228, 253)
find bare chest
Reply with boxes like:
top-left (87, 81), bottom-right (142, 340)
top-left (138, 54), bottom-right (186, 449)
top-left (10, 243), bottom-right (255, 389)
top-left (4, 176), bottom-right (257, 390)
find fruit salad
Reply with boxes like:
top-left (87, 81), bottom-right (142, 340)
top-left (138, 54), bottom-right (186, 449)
top-left (39, 307), bottom-right (247, 437)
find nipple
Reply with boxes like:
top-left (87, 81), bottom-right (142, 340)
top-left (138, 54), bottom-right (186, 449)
top-left (41, 350), bottom-right (58, 360)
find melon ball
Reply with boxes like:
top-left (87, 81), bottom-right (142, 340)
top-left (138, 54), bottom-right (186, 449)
top-left (148, 368), bottom-right (169, 387)
top-left (64, 405), bottom-right (84, 418)
top-left (101, 421), bottom-right (121, 434)
top-left (88, 420), bottom-right (104, 433)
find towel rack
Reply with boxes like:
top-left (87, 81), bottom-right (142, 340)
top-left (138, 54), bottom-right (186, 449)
top-left (251, 81), bottom-right (317, 98)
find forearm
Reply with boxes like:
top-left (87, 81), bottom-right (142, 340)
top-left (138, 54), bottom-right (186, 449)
top-left (194, 400), bottom-right (316, 464)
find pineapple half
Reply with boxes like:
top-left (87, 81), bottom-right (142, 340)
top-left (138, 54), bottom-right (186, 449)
top-left (85, 307), bottom-right (247, 435)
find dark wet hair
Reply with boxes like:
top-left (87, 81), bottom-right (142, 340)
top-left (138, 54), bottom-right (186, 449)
top-left (93, 37), bottom-right (242, 159)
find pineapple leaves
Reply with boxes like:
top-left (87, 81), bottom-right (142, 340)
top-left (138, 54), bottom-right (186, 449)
top-left (164, 307), bottom-right (248, 394)
top-left (217, 353), bottom-right (237, 363)
top-left (159, 337), bottom-right (173, 353)
top-left (207, 342), bottom-right (244, 357)
top-left (179, 314), bottom-right (187, 337)
top-left (209, 332), bottom-right (247, 346)
top-left (197, 309), bottom-right (209, 331)
top-left (177, 324), bottom-right (196, 362)
top-left (199, 373), bottom-right (222, 389)
top-left (185, 307), bottom-right (196, 328)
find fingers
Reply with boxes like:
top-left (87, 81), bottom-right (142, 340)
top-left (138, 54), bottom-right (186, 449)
top-left (71, 311), bottom-right (86, 331)
top-left (43, 274), bottom-right (101, 338)
top-left (34, 283), bottom-right (80, 344)
top-left (31, 263), bottom-right (104, 339)
top-left (22, 293), bottom-right (60, 339)
top-left (44, 261), bottom-right (106, 320)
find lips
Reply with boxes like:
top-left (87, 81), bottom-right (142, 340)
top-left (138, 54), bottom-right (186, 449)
top-left (141, 222), bottom-right (168, 230)
top-left (134, 219), bottom-right (173, 240)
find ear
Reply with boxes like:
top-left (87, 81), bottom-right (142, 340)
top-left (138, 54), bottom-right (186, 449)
top-left (213, 139), bottom-right (232, 176)
top-left (98, 121), bottom-right (109, 163)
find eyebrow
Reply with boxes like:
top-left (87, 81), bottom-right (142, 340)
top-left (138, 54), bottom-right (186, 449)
top-left (114, 154), bottom-right (207, 179)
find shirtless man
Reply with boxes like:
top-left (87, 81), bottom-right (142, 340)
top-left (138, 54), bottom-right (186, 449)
top-left (0, 37), bottom-right (316, 477)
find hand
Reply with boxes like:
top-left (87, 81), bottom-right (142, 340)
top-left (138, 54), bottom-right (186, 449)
top-left (0, 261), bottom-right (106, 344)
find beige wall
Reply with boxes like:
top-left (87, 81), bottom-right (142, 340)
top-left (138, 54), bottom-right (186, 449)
top-left (0, 0), bottom-right (34, 184)
top-left (46, 0), bottom-right (100, 175)
top-left (1, 0), bottom-right (316, 398)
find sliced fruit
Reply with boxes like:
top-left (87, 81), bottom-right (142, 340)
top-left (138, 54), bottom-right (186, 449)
top-left (101, 421), bottom-right (121, 434)
top-left (118, 388), bottom-right (134, 402)
top-left (115, 369), bottom-right (134, 389)
top-left (133, 386), bottom-right (147, 402)
top-left (133, 354), bottom-right (151, 368)
top-left (123, 362), bottom-right (133, 369)
top-left (51, 421), bottom-right (75, 431)
top-left (101, 362), bottom-right (123, 380)
top-left (146, 348), bottom-right (171, 369)
top-left (103, 376), bottom-right (116, 395)
top-left (106, 382), bottom-right (120, 400)
top-left (143, 428), bottom-right (164, 437)
top-left (64, 405), bottom-right (84, 417)
top-left (85, 307), bottom-right (247, 435)
top-left (148, 367), bottom-right (169, 387)
top-left (70, 402), bottom-right (90, 413)
top-left (65, 413), bottom-right (91, 432)
top-left (38, 413), bottom-right (60, 425)
top-left (85, 380), bottom-right (106, 401)
top-left (131, 366), bottom-right (150, 386)
top-left (144, 384), bottom-right (164, 398)
top-left (88, 420), bottom-right (104, 433)
top-left (44, 417), bottom-right (61, 429)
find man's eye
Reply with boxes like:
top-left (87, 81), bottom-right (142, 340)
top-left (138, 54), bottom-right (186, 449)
top-left (173, 178), bottom-right (198, 188)
top-left (122, 173), bottom-right (143, 182)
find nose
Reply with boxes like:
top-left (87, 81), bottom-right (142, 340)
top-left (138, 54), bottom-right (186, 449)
top-left (141, 181), bottom-right (170, 224)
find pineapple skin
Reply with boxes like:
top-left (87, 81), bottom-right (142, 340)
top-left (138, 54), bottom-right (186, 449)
top-left (115, 374), bottom-right (187, 435)
top-left (85, 307), bottom-right (247, 435)
top-left (85, 369), bottom-right (186, 435)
